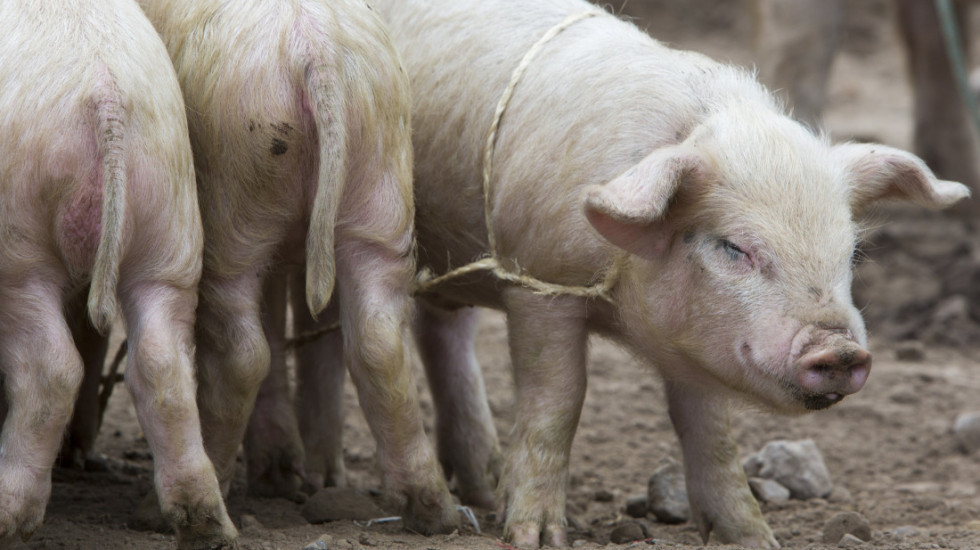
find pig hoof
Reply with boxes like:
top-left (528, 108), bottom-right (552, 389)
top-left (401, 487), bottom-right (460, 535)
top-left (505, 519), bottom-right (567, 548)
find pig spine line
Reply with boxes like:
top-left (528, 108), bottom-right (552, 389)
top-left (86, 72), bottom-right (126, 333)
top-left (304, 61), bottom-right (347, 317)
top-left (413, 10), bottom-right (625, 301)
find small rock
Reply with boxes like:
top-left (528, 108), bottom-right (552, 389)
top-left (302, 535), bottom-right (332, 550)
top-left (594, 488), bottom-right (615, 502)
top-left (838, 533), bottom-right (866, 547)
top-left (894, 340), bottom-right (925, 361)
top-left (647, 458), bottom-right (689, 524)
top-left (828, 485), bottom-right (853, 503)
top-left (953, 411), bottom-right (980, 454)
top-left (301, 487), bottom-right (386, 524)
top-left (743, 440), bottom-right (833, 499)
top-left (892, 526), bottom-right (920, 536)
top-left (823, 511), bottom-right (872, 544)
top-left (625, 495), bottom-right (647, 518)
top-left (609, 521), bottom-right (645, 544)
top-left (748, 477), bottom-right (790, 503)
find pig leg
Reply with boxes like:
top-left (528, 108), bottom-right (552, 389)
top-left (244, 272), bottom-right (305, 499)
top-left (666, 380), bottom-right (777, 548)
top-left (293, 273), bottom-right (347, 492)
top-left (0, 281), bottom-right (83, 543)
top-left (59, 290), bottom-right (110, 470)
top-left (499, 290), bottom-right (588, 548)
top-left (895, 0), bottom-right (980, 214)
top-left (335, 242), bottom-right (458, 535)
top-left (415, 303), bottom-right (500, 509)
top-left (120, 281), bottom-right (237, 547)
top-left (195, 271), bottom-right (270, 496)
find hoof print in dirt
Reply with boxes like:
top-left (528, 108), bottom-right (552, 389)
top-left (647, 459), bottom-right (689, 524)
top-left (302, 487), bottom-right (386, 524)
top-left (953, 411), bottom-right (980, 454)
top-left (823, 511), bottom-right (872, 544)
top-left (743, 439), bottom-right (833, 500)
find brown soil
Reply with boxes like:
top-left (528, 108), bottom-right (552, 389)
top-left (27, 1), bottom-right (980, 549)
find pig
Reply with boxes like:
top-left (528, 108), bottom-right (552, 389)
top-left (0, 0), bottom-right (236, 546)
top-left (135, 0), bottom-right (460, 535)
top-left (358, 0), bottom-right (968, 547)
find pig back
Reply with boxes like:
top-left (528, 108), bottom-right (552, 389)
top-left (372, 0), bottom-right (748, 290)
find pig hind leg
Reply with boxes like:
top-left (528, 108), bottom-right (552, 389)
top-left (244, 272), bottom-right (305, 499)
top-left (415, 303), bottom-right (500, 509)
top-left (0, 279), bottom-right (83, 542)
top-left (293, 273), bottom-right (348, 492)
top-left (120, 280), bottom-right (236, 546)
top-left (335, 239), bottom-right (458, 534)
top-left (59, 289), bottom-right (110, 471)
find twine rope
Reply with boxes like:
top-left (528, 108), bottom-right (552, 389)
top-left (414, 10), bottom-right (624, 302)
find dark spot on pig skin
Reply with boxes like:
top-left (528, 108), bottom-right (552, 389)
top-left (272, 121), bottom-right (292, 135)
top-left (808, 286), bottom-right (823, 299)
top-left (270, 138), bottom-right (288, 156)
top-left (682, 231), bottom-right (695, 243)
top-left (248, 120), bottom-right (255, 132)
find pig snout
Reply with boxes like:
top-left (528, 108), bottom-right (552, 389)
top-left (793, 330), bottom-right (871, 409)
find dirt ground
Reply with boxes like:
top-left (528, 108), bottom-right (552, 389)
top-left (27, 1), bottom-right (980, 549)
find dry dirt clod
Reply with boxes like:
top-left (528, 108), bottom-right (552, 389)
top-left (953, 411), bottom-right (980, 454)
top-left (625, 495), bottom-right (648, 518)
top-left (609, 521), bottom-right (646, 544)
top-left (823, 511), bottom-right (872, 544)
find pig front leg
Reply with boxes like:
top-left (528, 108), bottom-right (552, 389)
top-left (336, 243), bottom-right (458, 535)
top-left (293, 275), bottom-right (348, 492)
top-left (415, 303), bottom-right (501, 509)
top-left (121, 281), bottom-right (237, 548)
top-left (499, 290), bottom-right (588, 548)
top-left (666, 380), bottom-right (778, 548)
top-left (0, 282), bottom-right (84, 543)
top-left (245, 272), bottom-right (305, 499)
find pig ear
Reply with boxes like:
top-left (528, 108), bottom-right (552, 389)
top-left (583, 145), bottom-right (704, 259)
top-left (835, 143), bottom-right (971, 214)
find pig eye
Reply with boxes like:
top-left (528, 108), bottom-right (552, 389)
top-left (719, 239), bottom-right (747, 261)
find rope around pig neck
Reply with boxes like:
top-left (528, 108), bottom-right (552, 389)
top-left (413, 10), bottom-right (625, 302)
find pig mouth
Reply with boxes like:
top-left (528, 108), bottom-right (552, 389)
top-left (781, 380), bottom-right (847, 411)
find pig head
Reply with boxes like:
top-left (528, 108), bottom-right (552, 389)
top-left (585, 104), bottom-right (968, 414)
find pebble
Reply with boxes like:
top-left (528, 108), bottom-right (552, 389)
top-left (894, 340), bottom-right (926, 361)
top-left (743, 439), bottom-right (833, 499)
top-left (594, 488), bottom-right (615, 502)
top-left (301, 487), bottom-right (386, 524)
top-left (748, 477), bottom-right (790, 503)
top-left (302, 535), bottom-right (332, 550)
top-left (625, 495), bottom-right (648, 518)
top-left (892, 526), bottom-right (921, 536)
top-left (838, 533), bottom-right (866, 547)
top-left (822, 511), bottom-right (872, 544)
top-left (609, 521), bottom-right (646, 544)
top-left (647, 458), bottom-right (689, 524)
top-left (953, 411), bottom-right (980, 454)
